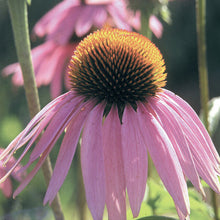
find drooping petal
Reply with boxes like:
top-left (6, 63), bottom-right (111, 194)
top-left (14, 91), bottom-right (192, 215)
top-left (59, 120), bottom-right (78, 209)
top-left (0, 168), bottom-right (12, 197)
top-left (14, 100), bottom-right (94, 199)
top-left (0, 116), bottom-right (54, 184)
top-left (28, 95), bottom-right (83, 163)
top-left (175, 204), bottom-right (190, 220)
top-left (81, 104), bottom-right (105, 220)
top-left (15, 92), bottom-right (74, 150)
top-left (0, 176), bottom-right (12, 198)
top-left (121, 106), bottom-right (148, 217)
top-left (0, 93), bottom-right (76, 184)
top-left (44, 100), bottom-right (94, 204)
top-left (103, 107), bottom-right (126, 220)
top-left (33, 0), bottom-right (80, 38)
top-left (160, 91), bottom-right (220, 192)
top-left (75, 6), bottom-right (96, 37)
top-left (50, 44), bottom-right (75, 98)
top-left (13, 145), bottom-right (52, 197)
top-left (45, 6), bottom-right (82, 44)
top-left (108, 3), bottom-right (132, 31)
top-left (149, 15), bottom-right (163, 39)
top-left (150, 99), bottom-right (205, 196)
top-left (137, 103), bottom-right (190, 217)
top-left (93, 7), bottom-right (108, 28)
top-left (2, 63), bottom-right (23, 86)
top-left (162, 89), bottom-right (220, 166)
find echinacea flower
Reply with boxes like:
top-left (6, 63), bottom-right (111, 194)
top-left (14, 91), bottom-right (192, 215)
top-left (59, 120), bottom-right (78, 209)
top-left (1, 28), bottom-right (220, 220)
top-left (0, 148), bottom-right (23, 198)
top-left (2, 41), bottom-right (76, 98)
top-left (3, 0), bottom-right (140, 98)
top-left (33, 0), bottom-right (141, 45)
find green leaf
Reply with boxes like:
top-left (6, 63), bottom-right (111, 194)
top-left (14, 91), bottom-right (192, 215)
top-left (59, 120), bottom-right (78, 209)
top-left (200, 97), bottom-right (220, 136)
top-left (147, 179), bottom-right (177, 215)
top-left (188, 188), bottom-right (213, 220)
top-left (135, 216), bottom-right (177, 220)
top-left (127, 202), bottom-right (153, 220)
top-left (0, 115), bottom-right (22, 145)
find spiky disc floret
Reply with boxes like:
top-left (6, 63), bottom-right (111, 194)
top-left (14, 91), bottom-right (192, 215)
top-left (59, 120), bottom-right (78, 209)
top-left (68, 28), bottom-right (167, 120)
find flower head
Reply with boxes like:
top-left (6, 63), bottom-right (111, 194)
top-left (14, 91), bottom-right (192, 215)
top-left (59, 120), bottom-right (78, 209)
top-left (69, 28), bottom-right (166, 121)
top-left (1, 28), bottom-right (220, 220)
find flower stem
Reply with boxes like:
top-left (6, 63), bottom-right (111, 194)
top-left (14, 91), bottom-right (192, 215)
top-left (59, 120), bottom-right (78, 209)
top-left (7, 0), bottom-right (64, 219)
top-left (195, 0), bottom-right (219, 219)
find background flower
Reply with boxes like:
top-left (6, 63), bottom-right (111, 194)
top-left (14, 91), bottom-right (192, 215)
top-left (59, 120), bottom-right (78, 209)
top-left (2, 41), bottom-right (76, 98)
top-left (0, 148), bottom-right (23, 198)
top-left (33, 0), bottom-right (141, 45)
top-left (149, 15), bottom-right (163, 39)
top-left (2, 0), bottom-right (141, 98)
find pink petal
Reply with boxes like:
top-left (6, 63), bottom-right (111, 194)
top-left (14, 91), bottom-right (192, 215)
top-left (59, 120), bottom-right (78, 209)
top-left (28, 95), bottom-right (83, 163)
top-left (108, 3), bottom-right (132, 31)
top-left (45, 6), bottom-right (82, 44)
top-left (0, 117), bottom-right (50, 184)
top-left (0, 116), bottom-right (52, 184)
top-left (175, 204), bottom-right (190, 220)
top-left (103, 107), bottom-right (126, 220)
top-left (121, 106), bottom-right (148, 217)
top-left (0, 148), bottom-right (23, 181)
top-left (137, 103), bottom-right (190, 217)
top-left (0, 130), bottom-right (26, 161)
top-left (149, 15), bottom-right (163, 39)
top-left (33, 0), bottom-right (80, 38)
top-left (75, 6), bottom-right (97, 37)
top-left (185, 132), bottom-right (220, 192)
top-left (162, 89), bottom-right (220, 165)
top-left (160, 90), bottom-right (220, 192)
top-left (81, 104), bottom-right (105, 220)
top-left (50, 44), bottom-right (75, 98)
top-left (19, 92), bottom-right (74, 143)
top-left (2, 63), bottom-right (23, 86)
top-left (0, 175), bottom-right (12, 198)
top-left (14, 146), bottom-right (52, 197)
top-left (14, 99), bottom-right (94, 198)
top-left (93, 7), bottom-right (108, 27)
top-left (0, 168), bottom-right (12, 197)
top-left (86, 0), bottom-right (113, 4)
top-left (150, 99), bottom-right (205, 196)
top-left (44, 100), bottom-right (94, 204)
top-left (12, 92), bottom-right (73, 156)
top-left (0, 92), bottom-right (75, 184)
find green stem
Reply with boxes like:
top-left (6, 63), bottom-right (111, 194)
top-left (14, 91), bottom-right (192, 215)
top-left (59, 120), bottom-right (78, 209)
top-left (196, 0), bottom-right (209, 128)
top-left (7, 1), bottom-right (64, 219)
top-left (195, 0), bottom-right (218, 219)
top-left (76, 147), bottom-right (86, 220)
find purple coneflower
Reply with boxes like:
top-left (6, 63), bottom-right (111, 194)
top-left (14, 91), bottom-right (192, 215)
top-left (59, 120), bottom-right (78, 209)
top-left (0, 148), bottom-right (23, 198)
top-left (3, 0), bottom-right (140, 98)
top-left (33, 0), bottom-right (141, 45)
top-left (1, 28), bottom-right (220, 220)
top-left (2, 41), bottom-right (76, 98)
